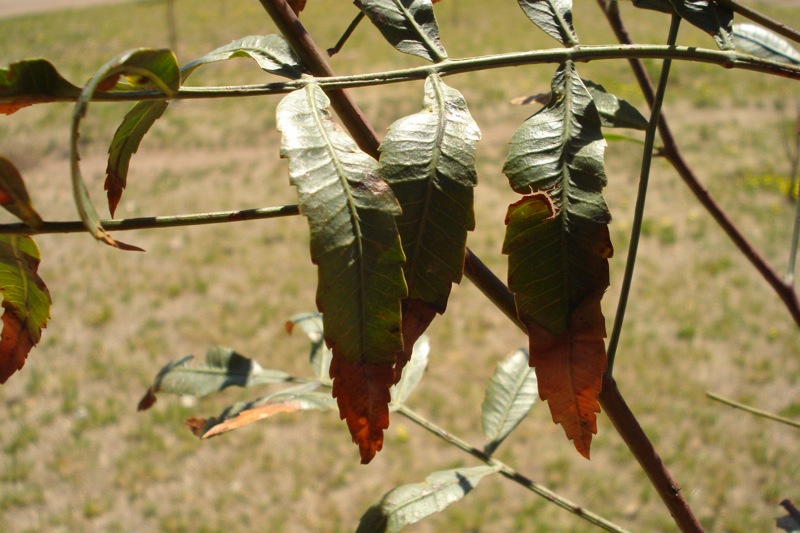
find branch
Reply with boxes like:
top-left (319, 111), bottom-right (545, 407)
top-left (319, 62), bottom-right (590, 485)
top-left (598, 0), bottom-right (800, 328)
top-left (256, 1), bottom-right (704, 530)
top-left (7, 44), bottom-right (800, 106)
top-left (0, 204), bottom-right (300, 235)
top-left (706, 391), bottom-right (800, 430)
top-left (395, 404), bottom-right (630, 532)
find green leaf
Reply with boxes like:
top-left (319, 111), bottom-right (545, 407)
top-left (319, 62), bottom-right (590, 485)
top-left (277, 83), bottom-right (407, 365)
top-left (378, 74), bottom-right (479, 313)
top-left (390, 334), bottom-right (430, 407)
top-left (105, 35), bottom-right (305, 217)
top-left (357, 0), bottom-right (447, 62)
top-left (0, 235), bottom-right (51, 384)
top-left (670, 0), bottom-right (734, 50)
top-left (0, 157), bottom-right (43, 228)
top-left (502, 62), bottom-right (612, 458)
top-left (733, 23), bottom-right (800, 65)
top-left (0, 59), bottom-right (81, 114)
top-left (71, 49), bottom-right (179, 249)
top-left (482, 349), bottom-right (538, 456)
top-left (137, 346), bottom-right (293, 410)
top-left (584, 80), bottom-right (648, 131)
top-left (286, 312), bottom-right (332, 381)
top-left (180, 34), bottom-right (307, 79)
top-left (356, 466), bottom-right (500, 533)
top-left (517, 0), bottom-right (578, 46)
top-left (190, 383), bottom-right (337, 438)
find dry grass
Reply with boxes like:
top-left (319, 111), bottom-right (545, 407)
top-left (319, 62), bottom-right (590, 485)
top-left (0, 1), bottom-right (799, 531)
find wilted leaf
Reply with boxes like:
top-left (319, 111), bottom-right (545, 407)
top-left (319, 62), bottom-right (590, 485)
top-left (390, 334), bottom-right (430, 407)
top-left (197, 385), bottom-right (336, 438)
top-left (288, 0), bottom-right (307, 15)
top-left (286, 312), bottom-right (331, 381)
top-left (482, 349), bottom-right (538, 455)
top-left (518, 0), bottom-right (578, 46)
top-left (0, 59), bottom-right (81, 114)
top-left (356, 466), bottom-right (500, 533)
top-left (137, 346), bottom-right (293, 410)
top-left (502, 62), bottom-right (612, 459)
top-left (733, 23), bottom-right (800, 65)
top-left (330, 356), bottom-right (394, 464)
top-left (277, 83), bottom-right (407, 463)
top-left (0, 157), bottom-right (43, 228)
top-left (72, 49), bottom-right (179, 249)
top-left (357, 0), bottom-right (448, 62)
top-left (105, 35), bottom-right (305, 217)
top-left (584, 80), bottom-right (648, 130)
top-left (672, 0), bottom-right (734, 50)
top-left (378, 74), bottom-right (479, 378)
top-left (0, 235), bottom-right (50, 384)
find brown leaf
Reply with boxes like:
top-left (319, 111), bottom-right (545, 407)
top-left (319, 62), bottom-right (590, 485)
top-left (200, 400), bottom-right (309, 438)
top-left (0, 311), bottom-right (34, 384)
top-left (0, 102), bottom-right (33, 115)
top-left (288, 0), bottom-right (307, 15)
top-left (396, 299), bottom-right (436, 383)
top-left (527, 290), bottom-right (607, 459)
top-left (330, 352), bottom-right (393, 464)
top-left (137, 387), bottom-right (158, 411)
top-left (185, 417), bottom-right (207, 437)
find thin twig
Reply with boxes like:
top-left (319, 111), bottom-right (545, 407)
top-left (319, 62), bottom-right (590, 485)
top-left (607, 14), bottom-right (680, 376)
top-left (598, 0), bottom-right (800, 328)
top-left (0, 205), bottom-right (301, 235)
top-left (706, 391), bottom-right (800, 430)
top-left (395, 404), bottom-right (630, 533)
top-left (258, 1), bottom-right (702, 531)
top-left (715, 0), bottom-right (800, 47)
top-left (327, 12), bottom-right (365, 56)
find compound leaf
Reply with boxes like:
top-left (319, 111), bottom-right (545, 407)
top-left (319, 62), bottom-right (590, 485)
top-left (0, 157), bottom-right (43, 228)
top-left (0, 59), bottom-right (81, 114)
top-left (356, 465), bottom-right (500, 533)
top-left (733, 23), bottom-right (800, 65)
top-left (482, 349), bottom-right (538, 455)
top-left (518, 0), bottom-right (578, 46)
top-left (357, 0), bottom-right (447, 62)
top-left (502, 62), bottom-right (612, 459)
top-left (0, 235), bottom-right (50, 384)
top-left (137, 346), bottom-right (293, 410)
top-left (277, 83), bottom-right (407, 463)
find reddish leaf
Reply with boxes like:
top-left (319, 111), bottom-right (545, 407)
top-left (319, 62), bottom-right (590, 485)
top-left (396, 299), bottom-right (436, 383)
top-left (185, 417), bottom-right (206, 437)
top-left (330, 352), bottom-right (394, 464)
top-left (137, 388), bottom-right (158, 411)
top-left (527, 291), bottom-right (607, 459)
top-left (288, 0), bottom-right (307, 14)
top-left (0, 312), bottom-right (34, 384)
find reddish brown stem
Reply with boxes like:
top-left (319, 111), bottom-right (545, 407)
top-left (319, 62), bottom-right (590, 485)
top-left (259, 0), bottom-right (701, 529)
top-left (597, 0), bottom-right (800, 327)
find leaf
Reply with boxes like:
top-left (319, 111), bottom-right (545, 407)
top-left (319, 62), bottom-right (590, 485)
top-left (670, 0), bottom-right (734, 50)
top-left (137, 346), bottom-right (293, 410)
top-left (288, 0), bottom-right (307, 15)
top-left (631, 0), bottom-right (673, 14)
top-left (356, 0), bottom-right (448, 62)
top-left (356, 465), bottom-right (500, 533)
top-left (378, 74), bottom-right (479, 378)
top-left (193, 384), bottom-right (336, 438)
top-left (105, 36), bottom-right (305, 218)
top-left (733, 23), bottom-right (800, 65)
top-left (584, 80), bottom-right (648, 131)
top-left (286, 312), bottom-right (331, 381)
top-left (0, 157), bottom-right (43, 228)
top-left (0, 235), bottom-right (50, 384)
top-left (179, 35), bottom-right (307, 80)
top-left (330, 356), bottom-right (395, 464)
top-left (502, 62), bottom-right (612, 459)
top-left (482, 349), bottom-right (538, 456)
top-left (72, 49), bottom-right (179, 249)
top-left (277, 83), bottom-right (407, 463)
top-left (517, 0), bottom-right (578, 46)
top-left (0, 59), bottom-right (81, 114)
top-left (390, 334), bottom-right (430, 406)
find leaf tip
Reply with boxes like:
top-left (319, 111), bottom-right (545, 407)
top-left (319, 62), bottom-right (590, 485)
top-left (137, 387), bottom-right (157, 411)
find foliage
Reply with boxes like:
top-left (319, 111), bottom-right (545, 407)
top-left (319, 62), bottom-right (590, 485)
top-left (1, 0), bottom-right (799, 531)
